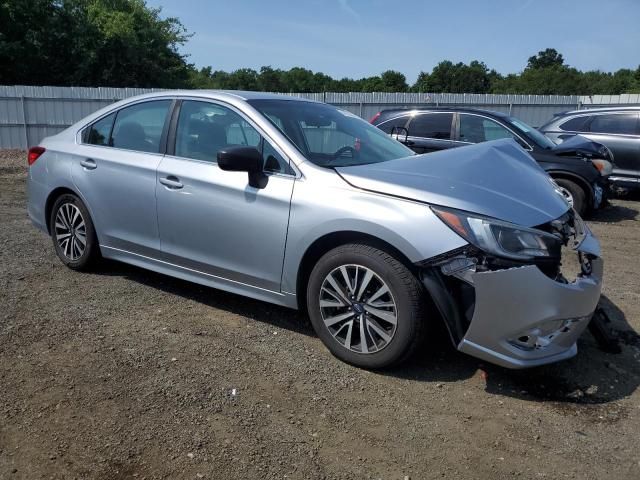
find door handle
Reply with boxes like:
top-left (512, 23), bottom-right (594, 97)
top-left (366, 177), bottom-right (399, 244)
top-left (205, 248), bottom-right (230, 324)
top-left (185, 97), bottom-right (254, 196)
top-left (80, 158), bottom-right (97, 170)
top-left (159, 175), bottom-right (184, 189)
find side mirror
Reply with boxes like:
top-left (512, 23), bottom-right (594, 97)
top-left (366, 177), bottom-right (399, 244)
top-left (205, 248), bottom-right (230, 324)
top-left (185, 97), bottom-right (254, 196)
top-left (390, 126), bottom-right (409, 144)
top-left (217, 146), bottom-right (267, 188)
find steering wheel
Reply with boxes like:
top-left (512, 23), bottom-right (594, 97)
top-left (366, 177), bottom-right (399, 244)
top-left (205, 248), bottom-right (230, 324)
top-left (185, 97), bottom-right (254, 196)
top-left (331, 146), bottom-right (357, 160)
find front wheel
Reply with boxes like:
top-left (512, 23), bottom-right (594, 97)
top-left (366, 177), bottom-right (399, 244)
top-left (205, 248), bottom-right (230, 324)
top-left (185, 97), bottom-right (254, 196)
top-left (306, 244), bottom-right (426, 369)
top-left (554, 178), bottom-right (587, 216)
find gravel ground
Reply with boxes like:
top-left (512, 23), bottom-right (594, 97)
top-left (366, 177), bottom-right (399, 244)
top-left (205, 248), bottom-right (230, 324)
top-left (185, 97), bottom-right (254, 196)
top-left (1, 149), bottom-right (639, 479)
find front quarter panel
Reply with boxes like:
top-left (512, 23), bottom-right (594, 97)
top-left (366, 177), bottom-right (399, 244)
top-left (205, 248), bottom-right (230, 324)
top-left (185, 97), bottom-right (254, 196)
top-left (281, 168), bottom-right (467, 296)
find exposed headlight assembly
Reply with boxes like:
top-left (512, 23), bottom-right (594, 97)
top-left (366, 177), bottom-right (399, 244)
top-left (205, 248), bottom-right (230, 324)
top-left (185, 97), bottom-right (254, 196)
top-left (591, 159), bottom-right (613, 176)
top-left (432, 206), bottom-right (562, 261)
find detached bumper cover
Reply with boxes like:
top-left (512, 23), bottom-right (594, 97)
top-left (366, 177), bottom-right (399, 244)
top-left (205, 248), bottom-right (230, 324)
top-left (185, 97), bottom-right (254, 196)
top-left (457, 233), bottom-right (603, 369)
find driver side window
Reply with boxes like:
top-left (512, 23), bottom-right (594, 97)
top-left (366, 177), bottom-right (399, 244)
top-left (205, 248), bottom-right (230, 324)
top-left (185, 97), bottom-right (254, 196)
top-left (174, 100), bottom-right (291, 174)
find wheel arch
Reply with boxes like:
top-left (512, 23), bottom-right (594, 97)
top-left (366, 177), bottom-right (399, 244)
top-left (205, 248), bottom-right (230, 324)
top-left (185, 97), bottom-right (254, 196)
top-left (44, 186), bottom-right (81, 234)
top-left (295, 230), bottom-right (417, 312)
top-left (546, 170), bottom-right (594, 208)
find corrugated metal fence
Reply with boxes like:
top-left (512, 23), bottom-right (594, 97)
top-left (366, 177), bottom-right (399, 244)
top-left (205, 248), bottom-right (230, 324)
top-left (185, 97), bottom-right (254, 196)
top-left (1, 85), bottom-right (639, 149)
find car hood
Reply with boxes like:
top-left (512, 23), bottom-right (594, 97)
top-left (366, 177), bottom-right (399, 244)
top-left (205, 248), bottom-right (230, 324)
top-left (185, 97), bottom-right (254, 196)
top-left (551, 134), bottom-right (611, 160)
top-left (336, 139), bottom-right (569, 227)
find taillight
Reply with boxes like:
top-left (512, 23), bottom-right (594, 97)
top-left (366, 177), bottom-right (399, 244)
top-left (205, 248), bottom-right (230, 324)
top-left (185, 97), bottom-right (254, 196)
top-left (369, 112), bottom-right (381, 124)
top-left (27, 146), bottom-right (45, 166)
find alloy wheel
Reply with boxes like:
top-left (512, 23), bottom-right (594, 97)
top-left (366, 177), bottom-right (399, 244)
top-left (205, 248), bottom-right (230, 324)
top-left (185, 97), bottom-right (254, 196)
top-left (557, 186), bottom-right (574, 208)
top-left (319, 264), bottom-right (398, 354)
top-left (54, 203), bottom-right (86, 260)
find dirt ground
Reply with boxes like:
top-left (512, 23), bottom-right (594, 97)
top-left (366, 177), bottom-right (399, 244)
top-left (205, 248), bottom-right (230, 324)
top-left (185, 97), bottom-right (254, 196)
top-left (1, 149), bottom-right (639, 480)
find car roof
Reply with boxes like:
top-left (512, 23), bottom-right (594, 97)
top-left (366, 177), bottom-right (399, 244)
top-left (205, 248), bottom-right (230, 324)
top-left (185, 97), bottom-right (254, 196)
top-left (376, 107), bottom-right (511, 118)
top-left (127, 89), bottom-right (321, 103)
top-left (555, 106), bottom-right (640, 116)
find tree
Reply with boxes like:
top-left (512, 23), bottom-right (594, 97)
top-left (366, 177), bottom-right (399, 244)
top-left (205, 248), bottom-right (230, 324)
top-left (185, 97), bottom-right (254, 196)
top-left (492, 65), bottom-right (583, 95)
top-left (0, 0), bottom-right (192, 87)
top-left (413, 71), bottom-right (430, 92)
top-left (526, 48), bottom-right (565, 70)
top-left (378, 70), bottom-right (408, 92)
top-left (2, 12), bottom-right (639, 97)
top-left (413, 60), bottom-right (494, 93)
top-left (258, 66), bottom-right (285, 92)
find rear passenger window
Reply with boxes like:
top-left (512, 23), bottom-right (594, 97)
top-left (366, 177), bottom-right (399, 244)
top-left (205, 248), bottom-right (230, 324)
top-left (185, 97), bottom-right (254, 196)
top-left (111, 100), bottom-right (172, 153)
top-left (589, 114), bottom-right (638, 135)
top-left (377, 115), bottom-right (410, 134)
top-left (174, 100), bottom-right (291, 174)
top-left (559, 116), bottom-right (591, 132)
top-left (84, 112), bottom-right (115, 146)
top-left (407, 113), bottom-right (453, 140)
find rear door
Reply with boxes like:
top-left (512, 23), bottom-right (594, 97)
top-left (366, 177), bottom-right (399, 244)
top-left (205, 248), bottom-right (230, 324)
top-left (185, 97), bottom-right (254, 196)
top-left (155, 99), bottom-right (295, 292)
top-left (405, 112), bottom-right (455, 153)
top-left (584, 113), bottom-right (640, 174)
top-left (71, 99), bottom-right (173, 256)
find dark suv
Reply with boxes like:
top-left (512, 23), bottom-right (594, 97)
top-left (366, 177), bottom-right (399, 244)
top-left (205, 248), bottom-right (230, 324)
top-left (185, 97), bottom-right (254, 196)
top-left (539, 107), bottom-right (640, 191)
top-left (371, 108), bottom-right (611, 216)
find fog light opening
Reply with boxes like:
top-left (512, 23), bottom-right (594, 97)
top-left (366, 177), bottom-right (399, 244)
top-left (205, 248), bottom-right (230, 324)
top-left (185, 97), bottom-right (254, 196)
top-left (509, 315), bottom-right (591, 351)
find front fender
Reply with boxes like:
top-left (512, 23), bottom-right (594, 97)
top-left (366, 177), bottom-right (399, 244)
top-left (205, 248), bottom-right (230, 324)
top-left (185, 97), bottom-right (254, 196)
top-left (281, 181), bottom-right (467, 295)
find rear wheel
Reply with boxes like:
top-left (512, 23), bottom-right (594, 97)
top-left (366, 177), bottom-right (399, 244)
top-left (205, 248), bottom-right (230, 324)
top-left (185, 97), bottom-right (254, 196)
top-left (306, 244), bottom-right (426, 369)
top-left (50, 194), bottom-right (100, 271)
top-left (554, 178), bottom-right (587, 216)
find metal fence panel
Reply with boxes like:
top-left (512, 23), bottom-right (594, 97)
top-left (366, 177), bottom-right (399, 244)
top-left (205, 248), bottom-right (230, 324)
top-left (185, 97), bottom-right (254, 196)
top-left (2, 86), bottom-right (640, 149)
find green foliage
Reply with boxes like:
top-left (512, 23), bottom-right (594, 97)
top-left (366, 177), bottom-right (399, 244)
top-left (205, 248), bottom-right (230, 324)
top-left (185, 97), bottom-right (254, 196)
top-left (0, 4), bottom-right (637, 97)
top-left (526, 48), bottom-right (565, 70)
top-left (413, 60), bottom-right (496, 93)
top-left (0, 0), bottom-right (191, 87)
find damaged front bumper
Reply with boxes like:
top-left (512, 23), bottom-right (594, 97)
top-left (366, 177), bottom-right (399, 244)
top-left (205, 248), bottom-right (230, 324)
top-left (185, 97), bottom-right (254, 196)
top-left (421, 218), bottom-right (603, 369)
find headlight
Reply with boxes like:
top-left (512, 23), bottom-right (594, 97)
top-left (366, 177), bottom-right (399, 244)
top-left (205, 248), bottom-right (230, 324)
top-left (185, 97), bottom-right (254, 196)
top-left (591, 159), bottom-right (613, 176)
top-left (432, 206), bottom-right (562, 261)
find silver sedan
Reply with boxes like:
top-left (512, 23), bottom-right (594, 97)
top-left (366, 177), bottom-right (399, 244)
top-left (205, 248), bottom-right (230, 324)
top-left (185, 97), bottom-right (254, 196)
top-left (27, 91), bottom-right (603, 369)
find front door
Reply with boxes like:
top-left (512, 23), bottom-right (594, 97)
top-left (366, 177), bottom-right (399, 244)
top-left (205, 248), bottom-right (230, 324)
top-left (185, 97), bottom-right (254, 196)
top-left (155, 100), bottom-right (295, 292)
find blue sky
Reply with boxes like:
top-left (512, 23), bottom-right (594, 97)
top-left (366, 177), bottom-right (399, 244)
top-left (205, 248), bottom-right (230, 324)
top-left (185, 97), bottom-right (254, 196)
top-left (146, 0), bottom-right (640, 83)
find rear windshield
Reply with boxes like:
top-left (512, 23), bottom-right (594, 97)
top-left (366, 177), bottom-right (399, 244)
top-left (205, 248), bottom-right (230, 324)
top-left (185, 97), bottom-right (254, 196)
top-left (248, 100), bottom-right (414, 167)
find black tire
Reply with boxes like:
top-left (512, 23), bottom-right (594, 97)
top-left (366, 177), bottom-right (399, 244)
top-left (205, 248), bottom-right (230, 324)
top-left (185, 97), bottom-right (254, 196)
top-left (306, 244), bottom-right (426, 369)
top-left (49, 193), bottom-right (100, 271)
top-left (554, 178), bottom-right (587, 216)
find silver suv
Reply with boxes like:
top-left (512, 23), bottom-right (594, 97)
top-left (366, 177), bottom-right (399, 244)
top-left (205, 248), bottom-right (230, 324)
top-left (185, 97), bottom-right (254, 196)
top-left (27, 91), bottom-right (603, 369)
top-left (540, 107), bottom-right (640, 191)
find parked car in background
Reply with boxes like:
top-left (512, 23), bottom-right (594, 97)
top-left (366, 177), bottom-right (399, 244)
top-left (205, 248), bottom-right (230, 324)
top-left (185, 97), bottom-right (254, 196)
top-left (371, 108), bottom-right (612, 216)
top-left (539, 107), bottom-right (640, 192)
top-left (27, 91), bottom-right (603, 370)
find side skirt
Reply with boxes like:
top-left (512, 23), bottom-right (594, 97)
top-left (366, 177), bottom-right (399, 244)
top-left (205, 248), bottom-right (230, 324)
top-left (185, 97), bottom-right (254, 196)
top-left (100, 245), bottom-right (299, 309)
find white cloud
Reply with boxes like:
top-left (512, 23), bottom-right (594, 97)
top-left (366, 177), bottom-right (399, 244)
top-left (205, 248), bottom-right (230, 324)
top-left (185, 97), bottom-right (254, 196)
top-left (338, 0), bottom-right (362, 25)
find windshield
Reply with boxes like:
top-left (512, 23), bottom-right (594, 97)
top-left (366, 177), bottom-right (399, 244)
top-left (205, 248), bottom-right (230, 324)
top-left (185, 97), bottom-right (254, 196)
top-left (508, 117), bottom-right (557, 150)
top-left (248, 99), bottom-right (415, 167)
